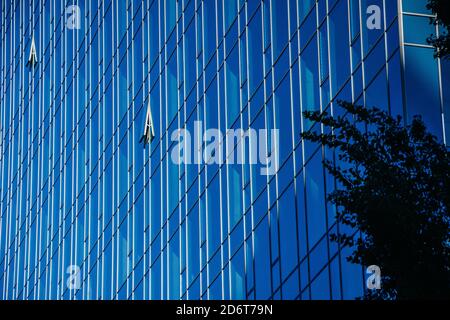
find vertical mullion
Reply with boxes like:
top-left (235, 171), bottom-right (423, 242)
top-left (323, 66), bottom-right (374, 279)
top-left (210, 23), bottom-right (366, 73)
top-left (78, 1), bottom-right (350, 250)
top-left (14, 0), bottom-right (25, 299)
top-left (130, 0), bottom-right (135, 300)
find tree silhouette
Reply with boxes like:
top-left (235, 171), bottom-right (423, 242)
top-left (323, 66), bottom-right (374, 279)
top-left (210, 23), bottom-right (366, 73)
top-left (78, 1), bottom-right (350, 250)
top-left (301, 102), bottom-right (450, 300)
top-left (427, 0), bottom-right (450, 59)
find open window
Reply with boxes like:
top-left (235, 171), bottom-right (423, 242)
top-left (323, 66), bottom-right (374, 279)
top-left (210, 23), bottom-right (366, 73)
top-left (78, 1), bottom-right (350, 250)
top-left (26, 36), bottom-right (38, 68)
top-left (140, 102), bottom-right (155, 145)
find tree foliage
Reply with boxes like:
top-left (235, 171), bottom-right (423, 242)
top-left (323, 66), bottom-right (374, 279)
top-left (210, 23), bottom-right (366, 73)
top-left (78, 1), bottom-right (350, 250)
top-left (301, 102), bottom-right (450, 300)
top-left (427, 0), bottom-right (450, 59)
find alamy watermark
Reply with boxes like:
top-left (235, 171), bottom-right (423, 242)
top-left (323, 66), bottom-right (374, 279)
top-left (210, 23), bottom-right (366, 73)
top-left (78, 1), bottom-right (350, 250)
top-left (366, 265), bottom-right (381, 290)
top-left (170, 121), bottom-right (279, 176)
top-left (367, 5), bottom-right (382, 30)
top-left (66, 264), bottom-right (81, 290)
top-left (66, 5), bottom-right (81, 30)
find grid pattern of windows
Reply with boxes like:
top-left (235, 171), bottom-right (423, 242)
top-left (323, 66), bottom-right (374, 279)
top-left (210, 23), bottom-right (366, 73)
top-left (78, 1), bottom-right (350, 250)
top-left (401, 1), bottom-right (449, 142)
top-left (0, 0), bottom-right (448, 300)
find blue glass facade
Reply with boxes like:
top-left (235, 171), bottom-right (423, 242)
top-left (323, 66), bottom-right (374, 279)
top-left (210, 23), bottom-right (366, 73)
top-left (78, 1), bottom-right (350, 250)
top-left (0, 0), bottom-right (448, 300)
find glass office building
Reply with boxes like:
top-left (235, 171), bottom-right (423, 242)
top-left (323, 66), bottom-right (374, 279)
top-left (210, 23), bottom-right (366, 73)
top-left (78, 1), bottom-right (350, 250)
top-left (0, 0), bottom-right (449, 300)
